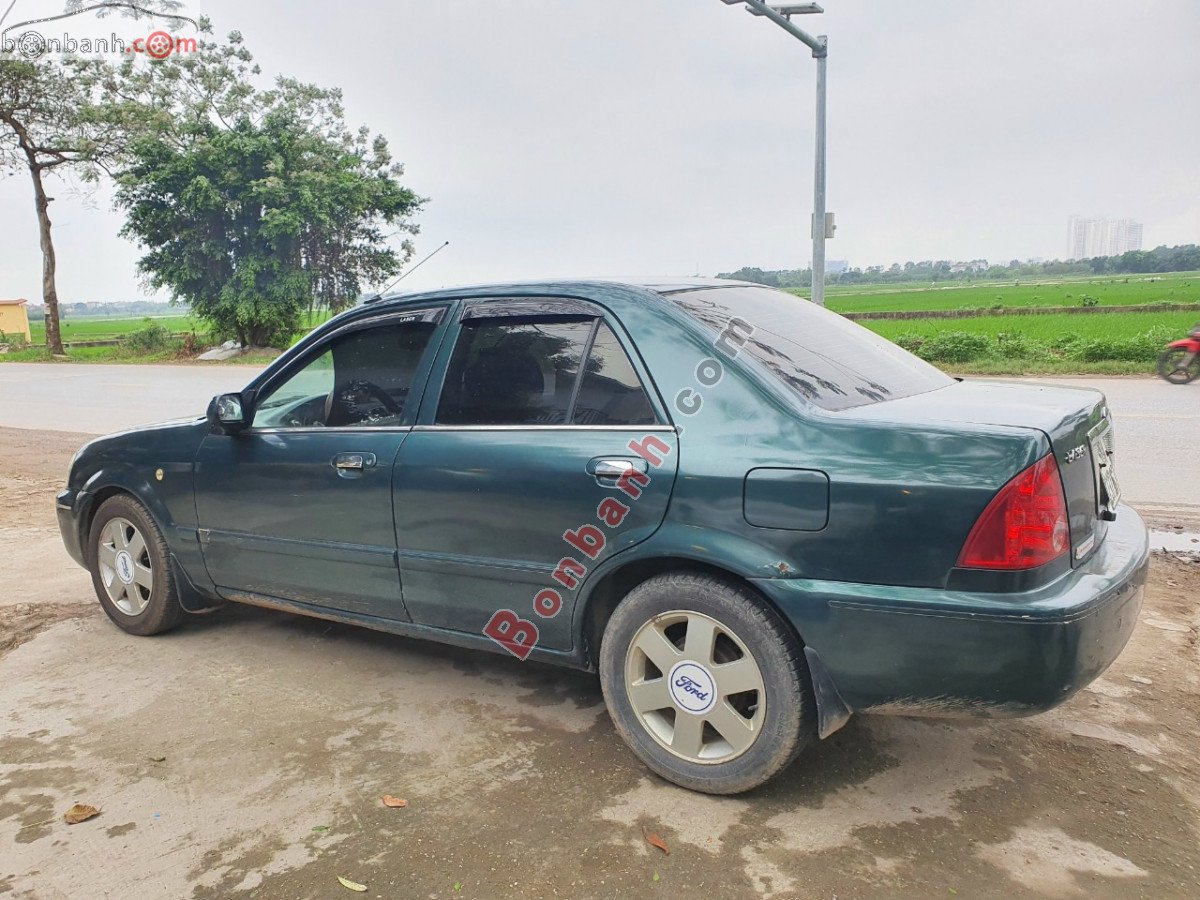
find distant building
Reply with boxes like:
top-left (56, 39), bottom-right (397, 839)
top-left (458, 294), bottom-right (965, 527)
top-left (1067, 216), bottom-right (1143, 260)
top-left (827, 259), bottom-right (850, 275)
top-left (0, 299), bottom-right (31, 342)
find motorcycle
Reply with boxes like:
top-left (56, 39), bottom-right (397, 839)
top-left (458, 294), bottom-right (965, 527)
top-left (1157, 323), bottom-right (1200, 384)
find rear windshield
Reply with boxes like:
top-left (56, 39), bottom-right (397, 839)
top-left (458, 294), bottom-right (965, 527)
top-left (666, 285), bottom-right (953, 411)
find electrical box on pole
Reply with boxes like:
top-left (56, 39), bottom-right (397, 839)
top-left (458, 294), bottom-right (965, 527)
top-left (812, 212), bottom-right (836, 239)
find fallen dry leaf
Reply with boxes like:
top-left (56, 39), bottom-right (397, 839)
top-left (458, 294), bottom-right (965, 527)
top-left (63, 804), bottom-right (100, 825)
top-left (337, 876), bottom-right (367, 892)
top-left (382, 795), bottom-right (408, 808)
top-left (643, 828), bottom-right (670, 855)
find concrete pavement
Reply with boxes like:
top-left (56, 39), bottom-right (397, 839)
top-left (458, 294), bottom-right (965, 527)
top-left (3, 426), bottom-right (1200, 899)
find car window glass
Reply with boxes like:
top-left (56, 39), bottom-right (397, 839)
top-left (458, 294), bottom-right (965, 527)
top-left (666, 286), bottom-right (953, 412)
top-left (252, 321), bottom-right (437, 428)
top-left (436, 318), bottom-right (593, 425)
top-left (573, 323), bottom-right (658, 425)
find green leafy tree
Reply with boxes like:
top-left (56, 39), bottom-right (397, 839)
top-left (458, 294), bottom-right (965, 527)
top-left (112, 28), bottom-right (423, 347)
top-left (0, 57), bottom-right (121, 354)
top-left (0, 1), bottom-right (188, 355)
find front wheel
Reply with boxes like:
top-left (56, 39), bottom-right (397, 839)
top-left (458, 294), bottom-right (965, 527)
top-left (599, 572), bottom-right (814, 795)
top-left (1157, 348), bottom-right (1199, 384)
top-left (88, 495), bottom-right (186, 636)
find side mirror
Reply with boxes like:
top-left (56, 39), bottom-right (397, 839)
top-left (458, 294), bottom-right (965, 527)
top-left (207, 393), bottom-right (249, 434)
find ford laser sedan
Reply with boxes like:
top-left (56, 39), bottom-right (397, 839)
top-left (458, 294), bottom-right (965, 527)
top-left (57, 279), bottom-right (1149, 794)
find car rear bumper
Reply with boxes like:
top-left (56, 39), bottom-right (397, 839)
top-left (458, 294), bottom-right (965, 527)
top-left (752, 504), bottom-right (1149, 719)
top-left (56, 488), bottom-right (89, 568)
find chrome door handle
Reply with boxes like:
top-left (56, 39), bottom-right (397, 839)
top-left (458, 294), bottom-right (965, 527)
top-left (332, 452), bottom-right (377, 474)
top-left (593, 459), bottom-right (634, 478)
top-left (587, 457), bottom-right (650, 480)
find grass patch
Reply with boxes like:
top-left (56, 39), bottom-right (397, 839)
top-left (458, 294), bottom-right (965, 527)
top-left (863, 310), bottom-right (1200, 342)
top-left (814, 271), bottom-right (1200, 314)
top-left (31, 314), bottom-right (197, 344)
top-left (861, 310), bottom-right (1198, 374)
top-left (947, 359), bottom-right (1154, 377)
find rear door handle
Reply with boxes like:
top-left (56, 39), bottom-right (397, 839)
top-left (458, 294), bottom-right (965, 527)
top-left (332, 452), bottom-right (377, 477)
top-left (587, 457), bottom-right (649, 482)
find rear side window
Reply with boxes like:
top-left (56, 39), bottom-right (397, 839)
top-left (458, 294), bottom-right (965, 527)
top-left (437, 318), bottom-right (592, 425)
top-left (436, 317), bottom-right (661, 426)
top-left (573, 323), bottom-right (657, 425)
top-left (666, 285), bottom-right (953, 411)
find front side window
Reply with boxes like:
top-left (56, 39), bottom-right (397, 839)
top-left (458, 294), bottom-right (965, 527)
top-left (252, 320), bottom-right (437, 428)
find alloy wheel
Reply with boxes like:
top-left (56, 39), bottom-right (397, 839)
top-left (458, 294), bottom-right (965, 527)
top-left (624, 610), bottom-right (766, 764)
top-left (96, 517), bottom-right (154, 616)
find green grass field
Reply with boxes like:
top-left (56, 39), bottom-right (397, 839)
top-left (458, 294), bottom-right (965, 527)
top-left (862, 310), bottom-right (1200, 342)
top-left (818, 271), bottom-right (1200, 313)
top-left (6, 281), bottom-right (1196, 374)
top-left (26, 310), bottom-right (339, 344)
top-left (29, 314), bottom-right (197, 343)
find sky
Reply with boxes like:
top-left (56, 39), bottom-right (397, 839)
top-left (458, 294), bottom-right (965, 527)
top-left (1, 0), bottom-right (1198, 302)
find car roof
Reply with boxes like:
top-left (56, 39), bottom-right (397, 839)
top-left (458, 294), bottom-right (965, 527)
top-left (364, 276), bottom-right (760, 308)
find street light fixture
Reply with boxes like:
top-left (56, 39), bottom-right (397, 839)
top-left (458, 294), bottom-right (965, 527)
top-left (719, 0), bottom-right (833, 307)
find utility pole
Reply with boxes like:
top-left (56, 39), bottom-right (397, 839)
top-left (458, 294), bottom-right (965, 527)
top-left (720, 1), bottom-right (833, 305)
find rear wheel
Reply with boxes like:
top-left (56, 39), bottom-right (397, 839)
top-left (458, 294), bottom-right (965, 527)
top-left (88, 495), bottom-right (185, 636)
top-left (599, 572), bottom-right (813, 795)
top-left (1157, 348), bottom-right (1199, 384)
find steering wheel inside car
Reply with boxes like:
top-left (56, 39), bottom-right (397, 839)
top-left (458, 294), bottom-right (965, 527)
top-left (327, 380), bottom-right (403, 425)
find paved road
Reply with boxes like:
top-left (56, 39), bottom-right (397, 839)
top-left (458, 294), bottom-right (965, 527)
top-left (0, 363), bottom-right (1196, 520)
top-left (0, 361), bottom-right (257, 434)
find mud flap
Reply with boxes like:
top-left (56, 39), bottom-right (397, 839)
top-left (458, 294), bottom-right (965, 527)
top-left (171, 554), bottom-right (225, 614)
top-left (804, 646), bottom-right (852, 739)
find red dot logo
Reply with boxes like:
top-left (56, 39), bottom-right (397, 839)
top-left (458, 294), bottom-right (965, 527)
top-left (145, 31), bottom-right (173, 60)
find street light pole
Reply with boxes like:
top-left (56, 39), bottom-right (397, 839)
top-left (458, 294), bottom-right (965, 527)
top-left (811, 36), bottom-right (828, 307)
top-left (720, 1), bottom-right (831, 306)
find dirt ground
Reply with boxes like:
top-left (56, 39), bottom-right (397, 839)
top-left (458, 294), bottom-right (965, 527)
top-left (1, 426), bottom-right (1198, 900)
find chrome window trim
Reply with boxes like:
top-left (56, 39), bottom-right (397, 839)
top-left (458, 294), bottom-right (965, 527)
top-left (243, 426), bottom-right (415, 436)
top-left (410, 424), bottom-right (677, 433)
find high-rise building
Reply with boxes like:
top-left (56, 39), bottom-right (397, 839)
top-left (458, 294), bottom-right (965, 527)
top-left (1066, 216), bottom-right (1143, 260)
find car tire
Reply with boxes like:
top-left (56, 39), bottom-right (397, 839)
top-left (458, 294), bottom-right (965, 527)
top-left (599, 571), bottom-right (813, 795)
top-left (87, 494), bottom-right (185, 636)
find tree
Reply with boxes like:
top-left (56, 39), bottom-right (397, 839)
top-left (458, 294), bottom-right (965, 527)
top-left (0, 58), bottom-right (119, 354)
top-left (111, 29), bottom-right (424, 347)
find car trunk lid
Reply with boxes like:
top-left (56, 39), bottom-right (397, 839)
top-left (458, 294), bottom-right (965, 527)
top-left (842, 379), bottom-right (1119, 566)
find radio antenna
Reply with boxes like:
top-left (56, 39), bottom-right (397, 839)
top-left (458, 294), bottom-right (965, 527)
top-left (381, 241), bottom-right (450, 295)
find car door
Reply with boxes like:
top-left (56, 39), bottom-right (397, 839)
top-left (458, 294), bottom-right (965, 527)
top-left (393, 298), bottom-right (679, 651)
top-left (194, 308), bottom-right (446, 617)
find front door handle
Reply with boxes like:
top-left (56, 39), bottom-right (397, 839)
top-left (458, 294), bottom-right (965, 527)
top-left (587, 457), bottom-right (649, 483)
top-left (332, 452), bottom-right (377, 477)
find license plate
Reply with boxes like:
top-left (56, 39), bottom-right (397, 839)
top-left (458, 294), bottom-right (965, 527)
top-left (1092, 436), bottom-right (1122, 512)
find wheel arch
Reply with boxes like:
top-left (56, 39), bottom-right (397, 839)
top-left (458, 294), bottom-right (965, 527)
top-left (576, 552), bottom-right (852, 739)
top-left (78, 471), bottom-right (170, 557)
top-left (77, 476), bottom-right (221, 614)
top-left (576, 553), bottom-right (803, 666)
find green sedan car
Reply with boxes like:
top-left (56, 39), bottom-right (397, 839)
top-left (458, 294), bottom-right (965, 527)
top-left (57, 279), bottom-right (1149, 794)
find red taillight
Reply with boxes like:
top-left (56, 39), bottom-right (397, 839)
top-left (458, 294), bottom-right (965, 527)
top-left (957, 454), bottom-right (1069, 570)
